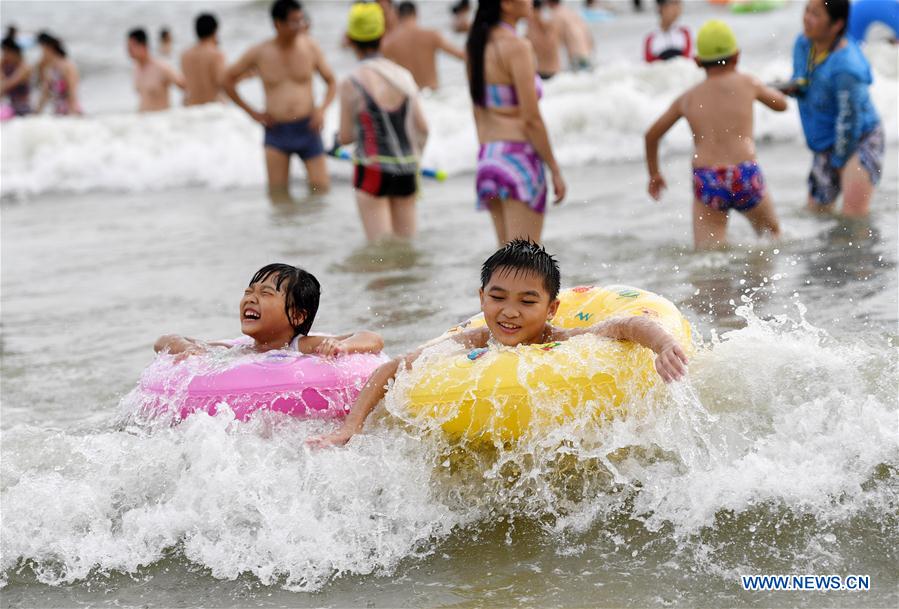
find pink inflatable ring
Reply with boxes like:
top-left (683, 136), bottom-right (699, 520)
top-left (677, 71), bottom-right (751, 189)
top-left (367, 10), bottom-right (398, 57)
top-left (137, 344), bottom-right (389, 422)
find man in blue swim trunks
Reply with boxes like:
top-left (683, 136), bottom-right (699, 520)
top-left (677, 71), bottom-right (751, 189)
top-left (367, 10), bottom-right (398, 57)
top-left (645, 20), bottom-right (787, 250)
top-left (225, 0), bottom-right (337, 200)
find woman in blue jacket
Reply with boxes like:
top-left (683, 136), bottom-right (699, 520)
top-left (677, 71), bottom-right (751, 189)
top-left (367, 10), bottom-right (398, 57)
top-left (789, 0), bottom-right (884, 217)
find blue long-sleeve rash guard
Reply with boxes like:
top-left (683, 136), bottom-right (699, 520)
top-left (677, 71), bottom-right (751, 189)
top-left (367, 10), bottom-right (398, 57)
top-left (792, 35), bottom-right (880, 168)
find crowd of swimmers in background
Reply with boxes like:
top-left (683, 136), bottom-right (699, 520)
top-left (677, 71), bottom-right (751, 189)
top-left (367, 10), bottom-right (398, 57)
top-left (0, 0), bottom-right (892, 250)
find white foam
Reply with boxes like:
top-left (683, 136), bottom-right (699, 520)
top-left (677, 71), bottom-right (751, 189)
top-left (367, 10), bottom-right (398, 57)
top-left (1, 305), bottom-right (896, 589)
top-left (3, 46), bottom-right (894, 198)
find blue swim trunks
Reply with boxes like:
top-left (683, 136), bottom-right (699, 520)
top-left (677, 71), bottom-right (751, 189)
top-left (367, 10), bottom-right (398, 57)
top-left (263, 117), bottom-right (324, 160)
top-left (692, 161), bottom-right (766, 213)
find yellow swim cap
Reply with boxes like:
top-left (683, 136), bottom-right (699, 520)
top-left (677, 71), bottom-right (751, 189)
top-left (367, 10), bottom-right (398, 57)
top-left (347, 2), bottom-right (385, 42)
top-left (696, 20), bottom-right (739, 62)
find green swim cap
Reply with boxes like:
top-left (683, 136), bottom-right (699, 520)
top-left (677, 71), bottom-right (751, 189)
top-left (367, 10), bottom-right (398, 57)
top-left (347, 2), bottom-right (385, 42)
top-left (696, 20), bottom-right (739, 62)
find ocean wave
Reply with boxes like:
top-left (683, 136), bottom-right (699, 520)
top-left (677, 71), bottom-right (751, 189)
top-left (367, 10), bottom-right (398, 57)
top-left (2, 305), bottom-right (896, 590)
top-left (1, 45), bottom-right (896, 198)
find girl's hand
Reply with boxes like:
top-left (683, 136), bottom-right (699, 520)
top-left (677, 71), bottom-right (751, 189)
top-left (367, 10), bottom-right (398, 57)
top-left (655, 341), bottom-right (688, 383)
top-left (306, 426), bottom-right (355, 449)
top-left (173, 343), bottom-right (207, 362)
top-left (315, 337), bottom-right (344, 358)
top-left (551, 168), bottom-right (567, 204)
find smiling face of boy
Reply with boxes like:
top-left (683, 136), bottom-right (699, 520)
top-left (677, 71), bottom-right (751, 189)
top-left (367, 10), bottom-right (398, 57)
top-left (240, 273), bottom-right (302, 346)
top-left (479, 267), bottom-right (560, 347)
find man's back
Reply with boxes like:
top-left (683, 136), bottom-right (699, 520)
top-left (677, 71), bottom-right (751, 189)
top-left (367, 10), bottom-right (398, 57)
top-left (382, 24), bottom-right (441, 89)
top-left (181, 42), bottom-right (225, 105)
top-left (681, 70), bottom-right (759, 166)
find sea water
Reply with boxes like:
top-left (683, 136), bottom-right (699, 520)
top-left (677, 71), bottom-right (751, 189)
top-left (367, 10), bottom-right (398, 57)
top-left (2, 1), bottom-right (897, 607)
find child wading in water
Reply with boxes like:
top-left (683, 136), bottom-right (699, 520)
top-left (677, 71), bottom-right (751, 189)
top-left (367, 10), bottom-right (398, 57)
top-left (155, 263), bottom-right (383, 359)
top-left (308, 240), bottom-right (688, 449)
top-left (645, 20), bottom-right (787, 250)
top-left (338, 2), bottom-right (428, 242)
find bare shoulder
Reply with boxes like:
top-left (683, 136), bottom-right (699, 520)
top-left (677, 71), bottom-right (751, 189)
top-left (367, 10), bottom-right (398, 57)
top-left (451, 325), bottom-right (490, 349)
top-left (497, 34), bottom-right (531, 54)
top-left (246, 40), bottom-right (268, 57)
top-left (296, 34), bottom-right (320, 55)
top-left (741, 71), bottom-right (764, 89)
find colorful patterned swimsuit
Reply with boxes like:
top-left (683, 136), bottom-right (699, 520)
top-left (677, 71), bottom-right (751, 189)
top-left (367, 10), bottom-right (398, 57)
top-left (475, 75), bottom-right (548, 214)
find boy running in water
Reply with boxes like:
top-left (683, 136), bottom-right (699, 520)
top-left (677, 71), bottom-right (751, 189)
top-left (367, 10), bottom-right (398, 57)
top-left (645, 20), bottom-right (787, 250)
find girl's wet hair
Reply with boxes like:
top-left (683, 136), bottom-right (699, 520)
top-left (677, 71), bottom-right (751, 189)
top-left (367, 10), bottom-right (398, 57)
top-left (249, 263), bottom-right (321, 338)
top-left (466, 0), bottom-right (501, 106)
top-left (481, 239), bottom-right (561, 300)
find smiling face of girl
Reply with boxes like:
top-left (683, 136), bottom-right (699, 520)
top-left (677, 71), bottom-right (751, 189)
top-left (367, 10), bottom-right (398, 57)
top-left (239, 273), bottom-right (302, 348)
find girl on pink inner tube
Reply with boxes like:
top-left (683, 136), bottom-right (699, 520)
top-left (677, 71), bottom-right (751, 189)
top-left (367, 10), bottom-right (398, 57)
top-left (139, 263), bottom-right (387, 422)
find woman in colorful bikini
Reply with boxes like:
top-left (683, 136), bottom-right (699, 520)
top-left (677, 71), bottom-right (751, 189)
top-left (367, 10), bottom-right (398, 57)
top-left (36, 34), bottom-right (81, 115)
top-left (466, 0), bottom-right (566, 245)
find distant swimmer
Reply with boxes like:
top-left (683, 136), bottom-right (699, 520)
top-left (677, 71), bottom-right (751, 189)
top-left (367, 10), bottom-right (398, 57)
top-left (527, 0), bottom-right (562, 80)
top-left (158, 27), bottom-right (173, 60)
top-left (381, 1), bottom-right (465, 90)
top-left (224, 0), bottom-right (337, 197)
top-left (451, 0), bottom-right (472, 33)
top-left (645, 20), bottom-right (786, 250)
top-left (127, 28), bottom-right (185, 112)
top-left (1, 36), bottom-right (32, 116)
top-left (36, 33), bottom-right (81, 115)
top-left (547, 0), bottom-right (594, 71)
top-left (644, 0), bottom-right (692, 62)
top-left (181, 13), bottom-right (226, 106)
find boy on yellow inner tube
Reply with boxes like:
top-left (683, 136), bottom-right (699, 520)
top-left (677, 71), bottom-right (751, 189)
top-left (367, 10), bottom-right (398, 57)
top-left (307, 239), bottom-right (688, 449)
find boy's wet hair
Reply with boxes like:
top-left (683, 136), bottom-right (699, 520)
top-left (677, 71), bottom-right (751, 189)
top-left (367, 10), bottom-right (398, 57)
top-left (249, 263), bottom-right (321, 338)
top-left (271, 0), bottom-right (302, 22)
top-left (480, 239), bottom-right (561, 301)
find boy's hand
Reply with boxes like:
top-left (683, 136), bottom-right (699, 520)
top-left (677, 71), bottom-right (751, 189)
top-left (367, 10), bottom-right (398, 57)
top-left (648, 173), bottom-right (667, 200)
top-left (306, 426), bottom-right (355, 449)
top-left (315, 337), bottom-right (344, 358)
top-left (655, 341), bottom-right (688, 383)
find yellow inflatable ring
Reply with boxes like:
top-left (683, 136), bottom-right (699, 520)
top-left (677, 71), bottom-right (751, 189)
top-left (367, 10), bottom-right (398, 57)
top-left (395, 285), bottom-right (692, 443)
